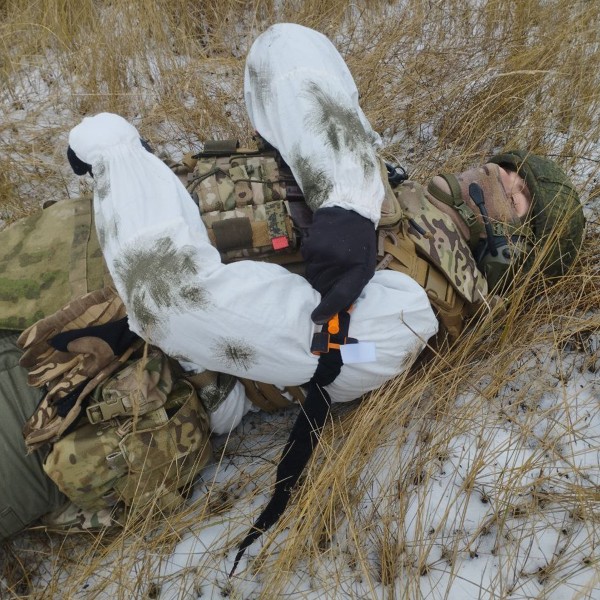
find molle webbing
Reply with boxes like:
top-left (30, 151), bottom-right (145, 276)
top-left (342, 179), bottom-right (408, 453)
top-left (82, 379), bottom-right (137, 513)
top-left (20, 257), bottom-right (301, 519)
top-left (187, 148), bottom-right (298, 263)
top-left (391, 181), bottom-right (488, 307)
top-left (43, 375), bottom-right (212, 512)
top-left (185, 142), bottom-right (404, 267)
top-left (207, 201), bottom-right (293, 254)
top-left (377, 228), bottom-right (466, 340)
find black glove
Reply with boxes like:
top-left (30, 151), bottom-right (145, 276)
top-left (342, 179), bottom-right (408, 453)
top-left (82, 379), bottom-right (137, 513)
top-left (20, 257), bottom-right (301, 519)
top-left (67, 146), bottom-right (92, 176)
top-left (301, 206), bottom-right (377, 324)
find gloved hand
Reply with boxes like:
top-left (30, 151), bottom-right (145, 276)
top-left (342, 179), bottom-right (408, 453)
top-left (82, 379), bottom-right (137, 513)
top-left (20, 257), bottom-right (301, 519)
top-left (67, 146), bottom-right (92, 176)
top-left (301, 206), bottom-right (377, 324)
top-left (21, 324), bottom-right (142, 452)
top-left (17, 287), bottom-right (141, 450)
top-left (18, 287), bottom-right (130, 389)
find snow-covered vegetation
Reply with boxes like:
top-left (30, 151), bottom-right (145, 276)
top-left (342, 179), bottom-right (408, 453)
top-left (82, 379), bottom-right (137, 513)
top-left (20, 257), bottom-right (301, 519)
top-left (1, 1), bottom-right (599, 598)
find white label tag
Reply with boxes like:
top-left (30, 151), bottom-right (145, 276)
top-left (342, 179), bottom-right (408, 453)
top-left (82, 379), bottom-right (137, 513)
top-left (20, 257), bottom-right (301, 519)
top-left (340, 341), bottom-right (377, 364)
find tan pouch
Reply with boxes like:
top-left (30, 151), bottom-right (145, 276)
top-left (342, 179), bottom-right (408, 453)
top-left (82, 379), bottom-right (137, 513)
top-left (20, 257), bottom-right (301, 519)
top-left (43, 378), bottom-right (212, 512)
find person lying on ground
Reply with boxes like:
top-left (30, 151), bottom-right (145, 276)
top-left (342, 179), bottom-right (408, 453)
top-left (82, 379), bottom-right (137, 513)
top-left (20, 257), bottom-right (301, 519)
top-left (0, 24), bottom-right (584, 545)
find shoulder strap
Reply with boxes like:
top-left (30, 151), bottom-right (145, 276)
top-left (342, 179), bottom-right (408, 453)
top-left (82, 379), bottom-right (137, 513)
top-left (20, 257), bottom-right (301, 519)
top-left (230, 309), bottom-right (352, 576)
top-left (427, 175), bottom-right (483, 248)
top-left (377, 227), bottom-right (470, 341)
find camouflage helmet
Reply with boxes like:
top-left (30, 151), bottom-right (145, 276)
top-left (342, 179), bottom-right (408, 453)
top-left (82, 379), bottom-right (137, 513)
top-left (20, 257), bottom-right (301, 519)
top-left (488, 150), bottom-right (585, 278)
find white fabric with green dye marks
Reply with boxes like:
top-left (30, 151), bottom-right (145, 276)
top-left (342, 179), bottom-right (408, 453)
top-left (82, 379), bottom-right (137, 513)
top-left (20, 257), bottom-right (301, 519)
top-left (68, 113), bottom-right (437, 433)
top-left (244, 23), bottom-right (385, 225)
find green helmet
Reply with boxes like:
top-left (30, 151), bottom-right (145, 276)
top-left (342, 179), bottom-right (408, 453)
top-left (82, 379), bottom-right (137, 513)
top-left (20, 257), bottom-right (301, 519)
top-left (488, 150), bottom-right (586, 278)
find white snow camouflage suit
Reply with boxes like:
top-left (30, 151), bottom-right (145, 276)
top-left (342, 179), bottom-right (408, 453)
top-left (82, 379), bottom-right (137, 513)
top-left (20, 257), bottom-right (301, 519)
top-left (67, 24), bottom-right (438, 433)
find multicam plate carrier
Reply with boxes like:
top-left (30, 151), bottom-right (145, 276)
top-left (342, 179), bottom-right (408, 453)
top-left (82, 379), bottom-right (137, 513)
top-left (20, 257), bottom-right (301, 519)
top-left (184, 139), bottom-right (488, 341)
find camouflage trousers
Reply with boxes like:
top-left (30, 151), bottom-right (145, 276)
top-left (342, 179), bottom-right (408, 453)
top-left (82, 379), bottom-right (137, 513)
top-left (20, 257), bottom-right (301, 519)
top-left (0, 330), bottom-right (65, 541)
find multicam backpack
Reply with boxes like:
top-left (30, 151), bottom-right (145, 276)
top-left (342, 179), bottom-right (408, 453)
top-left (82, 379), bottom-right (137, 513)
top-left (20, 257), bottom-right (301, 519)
top-left (0, 202), bottom-right (226, 525)
top-left (43, 357), bottom-right (212, 512)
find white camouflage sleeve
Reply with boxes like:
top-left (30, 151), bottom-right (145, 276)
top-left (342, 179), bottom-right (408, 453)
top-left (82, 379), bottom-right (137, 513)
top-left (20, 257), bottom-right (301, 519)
top-left (244, 23), bottom-right (385, 225)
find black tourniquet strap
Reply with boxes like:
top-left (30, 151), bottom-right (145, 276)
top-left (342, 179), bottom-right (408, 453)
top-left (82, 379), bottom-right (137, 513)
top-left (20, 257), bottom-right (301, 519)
top-left (229, 311), bottom-right (350, 577)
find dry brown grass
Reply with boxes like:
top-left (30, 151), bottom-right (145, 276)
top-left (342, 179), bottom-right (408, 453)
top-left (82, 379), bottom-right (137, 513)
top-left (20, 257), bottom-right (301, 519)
top-left (1, 1), bottom-right (599, 598)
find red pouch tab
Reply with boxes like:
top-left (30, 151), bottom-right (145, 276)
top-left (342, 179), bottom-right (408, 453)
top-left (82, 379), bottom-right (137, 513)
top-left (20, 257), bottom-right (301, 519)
top-left (272, 236), bottom-right (289, 250)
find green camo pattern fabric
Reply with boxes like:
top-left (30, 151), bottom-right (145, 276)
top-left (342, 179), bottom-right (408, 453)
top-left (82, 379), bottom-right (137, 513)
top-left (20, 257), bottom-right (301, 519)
top-left (0, 197), bottom-right (106, 331)
top-left (394, 181), bottom-right (489, 304)
top-left (489, 151), bottom-right (585, 277)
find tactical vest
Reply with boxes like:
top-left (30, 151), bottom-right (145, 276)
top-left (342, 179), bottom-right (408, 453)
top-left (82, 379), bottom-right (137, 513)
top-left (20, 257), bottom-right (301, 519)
top-left (183, 140), bottom-right (488, 342)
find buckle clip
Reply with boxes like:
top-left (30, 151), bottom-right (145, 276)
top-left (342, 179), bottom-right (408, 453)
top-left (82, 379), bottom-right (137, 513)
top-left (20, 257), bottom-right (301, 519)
top-left (87, 396), bottom-right (128, 424)
top-left (311, 331), bottom-right (330, 355)
top-left (310, 309), bottom-right (357, 355)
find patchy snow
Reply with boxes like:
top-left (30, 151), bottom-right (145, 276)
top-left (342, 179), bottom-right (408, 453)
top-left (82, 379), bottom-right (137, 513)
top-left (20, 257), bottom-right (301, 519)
top-left (11, 333), bottom-right (594, 599)
top-left (178, 339), bottom-right (598, 600)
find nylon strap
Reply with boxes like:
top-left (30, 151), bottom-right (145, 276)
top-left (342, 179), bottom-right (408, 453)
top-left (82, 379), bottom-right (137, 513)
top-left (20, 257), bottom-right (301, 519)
top-left (229, 311), bottom-right (351, 577)
top-left (427, 175), bottom-right (483, 248)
